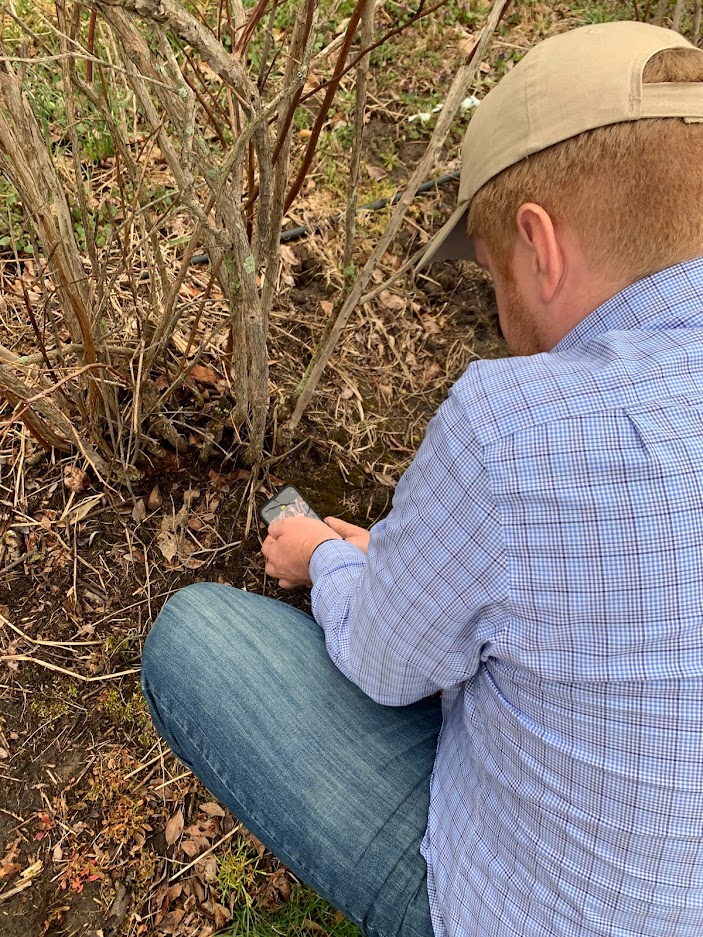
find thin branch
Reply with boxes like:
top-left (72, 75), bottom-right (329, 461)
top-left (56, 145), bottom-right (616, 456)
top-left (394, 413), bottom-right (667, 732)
top-left (672, 0), bottom-right (685, 30)
top-left (0, 655), bottom-right (140, 682)
top-left (344, 0), bottom-right (376, 267)
top-left (285, 0), bottom-right (370, 212)
top-left (655, 0), bottom-right (670, 23)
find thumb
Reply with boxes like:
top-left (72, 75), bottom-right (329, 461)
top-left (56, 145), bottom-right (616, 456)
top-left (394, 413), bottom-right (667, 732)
top-left (267, 518), bottom-right (284, 538)
top-left (324, 516), bottom-right (358, 537)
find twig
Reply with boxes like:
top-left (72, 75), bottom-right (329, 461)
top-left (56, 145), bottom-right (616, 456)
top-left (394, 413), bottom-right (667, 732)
top-left (0, 878), bottom-right (35, 903)
top-left (0, 51), bottom-right (177, 88)
top-left (285, 0), bottom-right (369, 212)
top-left (344, 0), bottom-right (377, 268)
top-left (0, 655), bottom-right (140, 682)
top-left (655, 0), bottom-right (670, 23)
top-left (169, 826), bottom-right (240, 882)
top-left (0, 548), bottom-right (38, 575)
top-left (152, 770), bottom-right (192, 791)
top-left (1, 615), bottom-right (103, 647)
top-left (188, 539), bottom-right (242, 557)
top-left (123, 747), bottom-right (168, 780)
top-left (672, 0), bottom-right (686, 30)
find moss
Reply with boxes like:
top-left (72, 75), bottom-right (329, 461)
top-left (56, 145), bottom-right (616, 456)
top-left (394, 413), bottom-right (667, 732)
top-left (29, 678), bottom-right (79, 722)
top-left (99, 686), bottom-right (156, 748)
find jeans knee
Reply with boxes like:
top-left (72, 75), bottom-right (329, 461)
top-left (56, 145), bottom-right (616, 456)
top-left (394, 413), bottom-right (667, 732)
top-left (141, 582), bottom-right (232, 692)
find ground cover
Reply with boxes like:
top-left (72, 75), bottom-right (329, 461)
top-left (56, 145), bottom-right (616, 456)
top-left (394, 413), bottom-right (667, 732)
top-left (0, 1), bottom-right (683, 935)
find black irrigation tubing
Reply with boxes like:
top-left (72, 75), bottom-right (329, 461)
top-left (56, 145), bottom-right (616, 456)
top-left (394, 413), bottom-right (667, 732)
top-left (189, 170), bottom-right (461, 265)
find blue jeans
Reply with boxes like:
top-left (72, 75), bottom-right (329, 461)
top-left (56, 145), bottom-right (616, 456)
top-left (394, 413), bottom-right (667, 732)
top-left (141, 583), bottom-right (441, 937)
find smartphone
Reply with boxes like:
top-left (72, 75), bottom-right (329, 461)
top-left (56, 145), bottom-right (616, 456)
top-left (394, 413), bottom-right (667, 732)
top-left (259, 485), bottom-right (322, 525)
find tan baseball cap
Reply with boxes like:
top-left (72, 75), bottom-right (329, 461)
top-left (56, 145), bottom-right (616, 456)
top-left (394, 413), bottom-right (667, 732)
top-left (417, 20), bottom-right (703, 269)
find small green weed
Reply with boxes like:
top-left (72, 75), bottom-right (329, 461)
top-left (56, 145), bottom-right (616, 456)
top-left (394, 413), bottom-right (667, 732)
top-left (29, 677), bottom-right (79, 722)
top-left (0, 181), bottom-right (34, 256)
top-left (220, 882), bottom-right (362, 937)
top-left (217, 840), bottom-right (268, 908)
top-left (99, 686), bottom-right (156, 748)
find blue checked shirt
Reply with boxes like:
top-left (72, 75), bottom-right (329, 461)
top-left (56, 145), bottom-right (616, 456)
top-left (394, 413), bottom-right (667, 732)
top-left (309, 258), bottom-right (703, 937)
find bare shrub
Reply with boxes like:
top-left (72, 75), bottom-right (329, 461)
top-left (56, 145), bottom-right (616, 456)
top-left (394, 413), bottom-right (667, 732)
top-left (0, 0), bottom-right (508, 481)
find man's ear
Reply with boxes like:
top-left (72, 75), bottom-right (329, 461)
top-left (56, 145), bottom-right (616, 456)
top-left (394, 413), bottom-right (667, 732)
top-left (515, 203), bottom-right (564, 304)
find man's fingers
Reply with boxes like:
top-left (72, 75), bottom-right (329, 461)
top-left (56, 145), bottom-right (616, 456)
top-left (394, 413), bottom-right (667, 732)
top-left (261, 535), bottom-right (275, 558)
top-left (325, 516), bottom-right (357, 536)
top-left (267, 518), bottom-right (284, 538)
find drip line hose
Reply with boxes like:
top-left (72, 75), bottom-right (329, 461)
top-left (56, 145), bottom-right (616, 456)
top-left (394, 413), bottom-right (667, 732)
top-left (189, 171), bottom-right (461, 265)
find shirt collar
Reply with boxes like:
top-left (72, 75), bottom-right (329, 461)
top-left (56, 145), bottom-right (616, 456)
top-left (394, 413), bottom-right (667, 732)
top-left (552, 256), bottom-right (703, 354)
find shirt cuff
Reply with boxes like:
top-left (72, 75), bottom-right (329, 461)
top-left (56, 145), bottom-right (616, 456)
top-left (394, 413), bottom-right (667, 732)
top-left (308, 538), bottom-right (367, 584)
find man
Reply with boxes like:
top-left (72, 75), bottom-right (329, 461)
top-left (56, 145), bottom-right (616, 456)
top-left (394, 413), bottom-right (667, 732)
top-left (141, 20), bottom-right (703, 937)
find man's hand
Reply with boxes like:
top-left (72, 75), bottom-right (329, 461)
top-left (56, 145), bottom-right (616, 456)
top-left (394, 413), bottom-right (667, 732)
top-left (324, 517), bottom-right (371, 554)
top-left (262, 516), bottom-right (342, 589)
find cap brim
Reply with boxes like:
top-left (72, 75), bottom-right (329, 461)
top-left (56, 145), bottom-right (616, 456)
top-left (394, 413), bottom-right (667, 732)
top-left (415, 202), bottom-right (474, 272)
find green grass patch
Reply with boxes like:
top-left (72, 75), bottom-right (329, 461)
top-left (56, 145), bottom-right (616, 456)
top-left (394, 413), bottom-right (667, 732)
top-left (220, 882), bottom-right (362, 937)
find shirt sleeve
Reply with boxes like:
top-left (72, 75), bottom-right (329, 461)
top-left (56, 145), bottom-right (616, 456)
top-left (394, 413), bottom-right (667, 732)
top-left (309, 381), bottom-right (509, 706)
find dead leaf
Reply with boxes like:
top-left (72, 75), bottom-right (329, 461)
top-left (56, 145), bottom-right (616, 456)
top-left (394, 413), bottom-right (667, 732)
top-left (180, 839), bottom-right (201, 858)
top-left (0, 838), bottom-right (21, 879)
top-left (208, 470), bottom-right (231, 491)
top-left (200, 802), bottom-right (225, 818)
top-left (379, 290), bottom-right (406, 312)
top-left (63, 466), bottom-right (90, 493)
top-left (38, 512), bottom-right (55, 531)
top-left (280, 244), bottom-right (300, 266)
top-left (164, 809), bottom-right (184, 846)
top-left (213, 902), bottom-right (230, 927)
top-left (159, 909), bottom-right (185, 934)
top-left (366, 164), bottom-right (387, 181)
top-left (156, 527), bottom-right (179, 564)
top-left (182, 554), bottom-right (206, 570)
top-left (63, 493), bottom-right (105, 527)
top-left (189, 364), bottom-right (218, 385)
top-left (185, 820), bottom-right (219, 839)
top-left (197, 853), bottom-right (218, 882)
top-left (423, 362), bottom-right (441, 384)
top-left (148, 485), bottom-right (163, 511)
top-left (132, 499), bottom-right (147, 524)
top-left (320, 300), bottom-right (334, 316)
top-left (459, 34), bottom-right (479, 57)
top-left (421, 316), bottom-right (442, 335)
